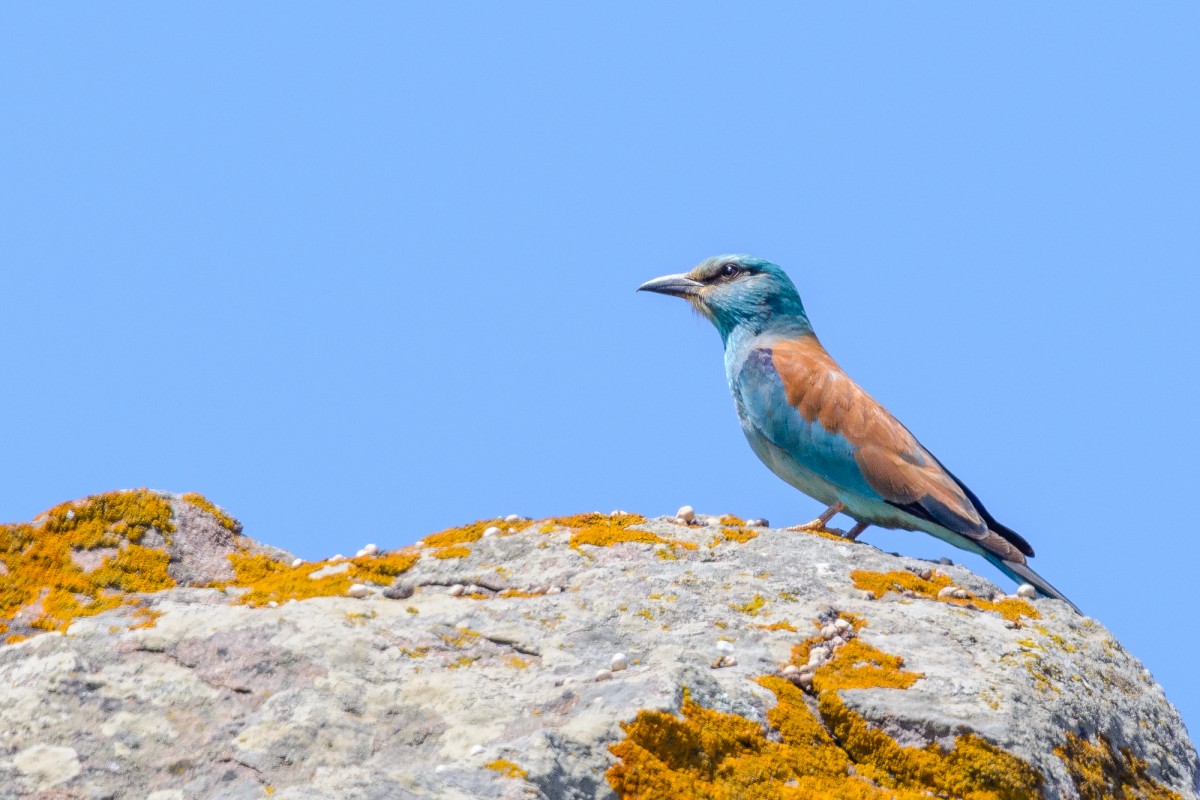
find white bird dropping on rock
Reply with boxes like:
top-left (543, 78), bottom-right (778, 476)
top-left (610, 653), bottom-right (628, 672)
top-left (468, 744), bottom-right (485, 757)
top-left (483, 526), bottom-right (501, 538)
top-left (595, 669), bottom-right (613, 682)
top-left (1016, 583), bottom-right (1037, 599)
top-left (347, 584), bottom-right (370, 599)
top-left (676, 505), bottom-right (695, 523)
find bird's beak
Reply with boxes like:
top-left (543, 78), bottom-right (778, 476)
top-left (637, 273), bottom-right (703, 298)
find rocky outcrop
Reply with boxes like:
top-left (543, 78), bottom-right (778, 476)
top-left (0, 492), bottom-right (1195, 799)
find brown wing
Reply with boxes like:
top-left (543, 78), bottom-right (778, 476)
top-left (770, 337), bottom-right (1026, 562)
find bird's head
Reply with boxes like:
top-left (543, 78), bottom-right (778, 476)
top-left (638, 255), bottom-right (811, 343)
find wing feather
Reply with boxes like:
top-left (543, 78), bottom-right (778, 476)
top-left (768, 338), bottom-right (1027, 561)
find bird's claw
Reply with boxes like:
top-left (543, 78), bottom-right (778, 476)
top-left (786, 520), bottom-right (830, 532)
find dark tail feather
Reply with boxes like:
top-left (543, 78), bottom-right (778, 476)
top-left (983, 552), bottom-right (1081, 614)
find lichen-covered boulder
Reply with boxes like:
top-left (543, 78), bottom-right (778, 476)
top-left (0, 494), bottom-right (1195, 799)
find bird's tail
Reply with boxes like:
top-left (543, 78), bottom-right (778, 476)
top-left (983, 551), bottom-right (1081, 615)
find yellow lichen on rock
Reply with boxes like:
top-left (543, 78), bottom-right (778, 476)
top-left (0, 490), bottom-right (177, 641)
top-left (543, 512), bottom-right (698, 553)
top-left (224, 549), bottom-right (420, 605)
top-left (431, 545), bottom-right (472, 559)
top-left (1055, 732), bottom-right (1183, 800)
top-left (720, 526), bottom-right (758, 544)
top-left (225, 553), bottom-right (352, 605)
top-left (851, 568), bottom-right (1038, 623)
top-left (180, 492), bottom-right (241, 533)
top-left (608, 613), bottom-right (1044, 800)
top-left (423, 519), bottom-right (520, 548)
top-left (484, 759), bottom-right (527, 779)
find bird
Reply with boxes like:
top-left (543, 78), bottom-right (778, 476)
top-left (639, 254), bottom-right (1077, 611)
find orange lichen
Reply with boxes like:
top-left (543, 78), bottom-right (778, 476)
top-left (423, 519), bottom-right (511, 548)
top-left (484, 759), bottom-right (527, 779)
top-left (811, 639), bottom-right (922, 693)
top-left (719, 514), bottom-right (746, 526)
top-left (851, 569), bottom-right (1038, 623)
top-left (720, 527), bottom-right (758, 544)
top-left (180, 493), bottom-right (241, 533)
top-left (350, 551), bottom-right (420, 585)
top-left (545, 513), bottom-right (698, 553)
top-left (755, 620), bottom-right (797, 632)
top-left (41, 489), bottom-right (175, 547)
top-left (0, 490), bottom-right (178, 640)
top-left (608, 613), bottom-right (1043, 800)
top-left (1055, 732), bottom-right (1183, 800)
top-left (130, 605), bottom-right (164, 630)
top-left (91, 545), bottom-right (174, 593)
top-left (222, 545), bottom-right (423, 606)
top-left (431, 545), bottom-right (471, 559)
top-left (729, 594), bottom-right (766, 616)
top-left (225, 553), bottom-right (352, 605)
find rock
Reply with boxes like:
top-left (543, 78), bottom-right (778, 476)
top-left (675, 505), bottom-right (695, 523)
top-left (13, 744), bottom-right (81, 790)
top-left (0, 494), bottom-right (1194, 799)
top-left (1017, 583), bottom-right (1038, 599)
top-left (383, 584), bottom-right (414, 600)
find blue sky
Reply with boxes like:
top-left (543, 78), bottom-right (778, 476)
top-left (4, 4), bottom-right (1199, 742)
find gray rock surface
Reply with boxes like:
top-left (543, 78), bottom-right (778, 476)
top-left (0, 501), bottom-right (1195, 799)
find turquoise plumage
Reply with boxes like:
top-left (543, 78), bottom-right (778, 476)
top-left (640, 254), bottom-right (1077, 610)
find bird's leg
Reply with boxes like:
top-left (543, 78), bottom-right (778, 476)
top-left (787, 502), bottom-right (846, 532)
top-left (843, 521), bottom-right (869, 541)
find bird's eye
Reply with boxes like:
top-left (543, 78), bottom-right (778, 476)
top-left (720, 263), bottom-right (741, 278)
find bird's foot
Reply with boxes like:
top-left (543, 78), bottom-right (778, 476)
top-left (785, 502), bottom-right (846, 532)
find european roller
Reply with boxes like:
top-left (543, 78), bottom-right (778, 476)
top-left (639, 254), bottom-right (1076, 610)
